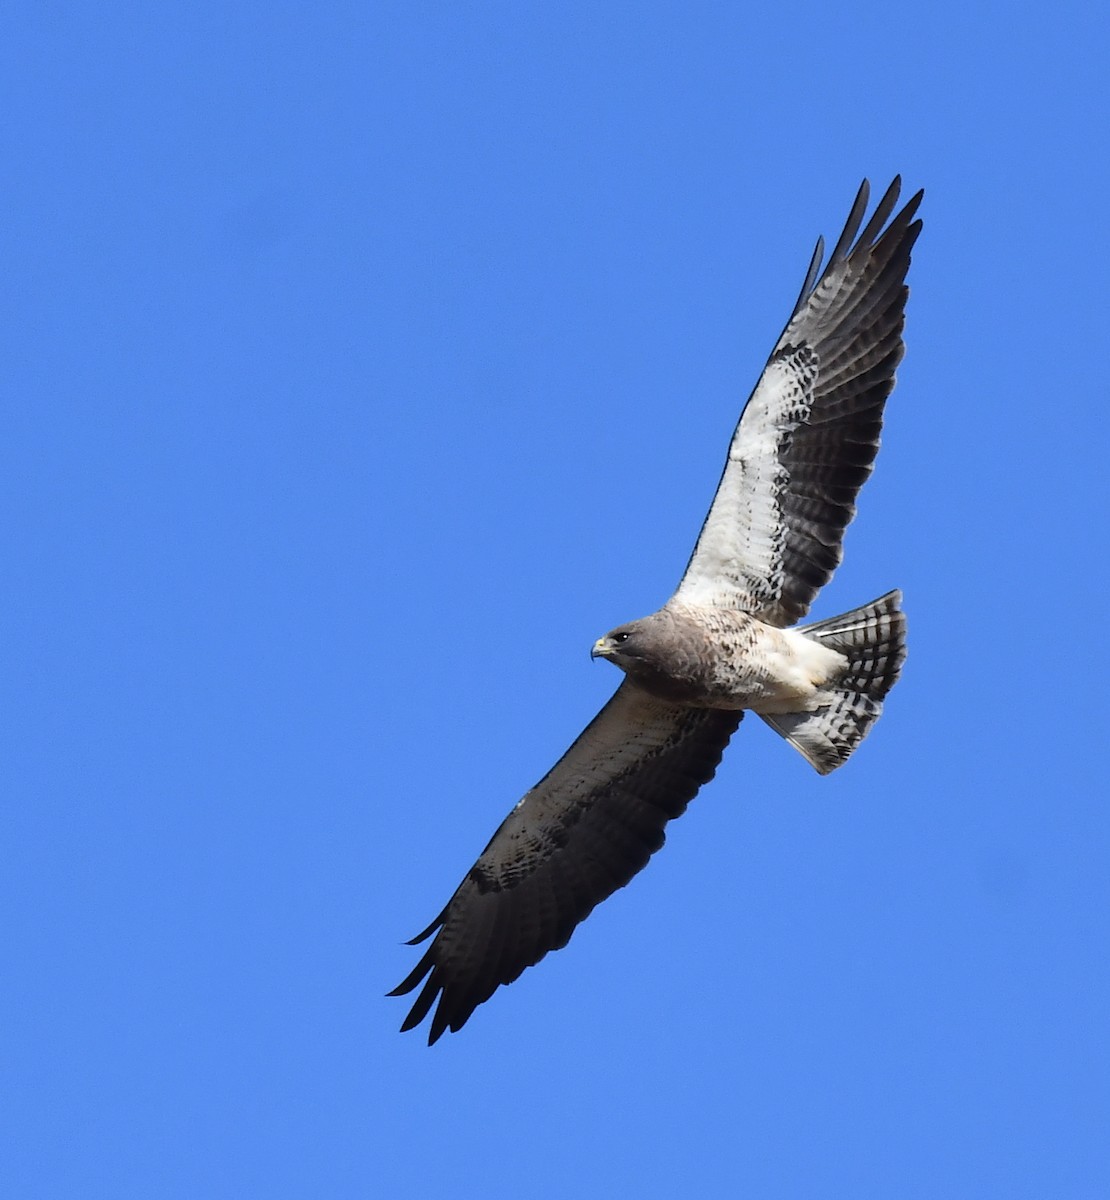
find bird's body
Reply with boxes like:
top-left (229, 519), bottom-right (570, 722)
top-left (392, 178), bottom-right (923, 1043)
top-left (594, 601), bottom-right (846, 713)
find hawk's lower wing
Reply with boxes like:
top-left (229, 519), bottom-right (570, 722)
top-left (390, 683), bottom-right (742, 1043)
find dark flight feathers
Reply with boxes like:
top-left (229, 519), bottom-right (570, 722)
top-left (767, 179), bottom-right (922, 626)
top-left (389, 685), bottom-right (741, 1043)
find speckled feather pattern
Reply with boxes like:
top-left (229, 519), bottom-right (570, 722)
top-left (604, 601), bottom-right (846, 713)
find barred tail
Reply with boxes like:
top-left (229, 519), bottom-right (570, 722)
top-left (760, 589), bottom-right (906, 775)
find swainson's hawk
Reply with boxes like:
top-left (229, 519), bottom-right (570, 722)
top-left (391, 178), bottom-right (923, 1043)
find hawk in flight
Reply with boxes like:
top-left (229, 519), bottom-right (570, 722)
top-left (392, 178), bottom-right (923, 1043)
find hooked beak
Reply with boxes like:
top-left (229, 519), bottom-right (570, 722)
top-left (591, 637), bottom-right (612, 661)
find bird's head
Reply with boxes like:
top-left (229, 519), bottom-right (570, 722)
top-left (591, 608), bottom-right (704, 703)
top-left (591, 623), bottom-right (638, 664)
top-left (591, 614), bottom-right (666, 671)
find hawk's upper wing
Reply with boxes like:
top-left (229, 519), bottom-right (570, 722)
top-left (674, 178), bottom-right (923, 627)
top-left (390, 683), bottom-right (742, 1043)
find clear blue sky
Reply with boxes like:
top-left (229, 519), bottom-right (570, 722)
top-left (4, 4), bottom-right (1109, 1197)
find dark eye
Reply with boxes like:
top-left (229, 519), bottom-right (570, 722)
top-left (614, 632), bottom-right (631, 644)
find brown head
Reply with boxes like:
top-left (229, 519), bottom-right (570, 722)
top-left (590, 609), bottom-right (705, 702)
top-left (592, 615), bottom-right (659, 668)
